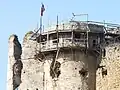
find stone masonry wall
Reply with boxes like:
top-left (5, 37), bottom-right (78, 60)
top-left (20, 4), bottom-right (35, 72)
top-left (7, 34), bottom-right (23, 90)
top-left (8, 31), bottom-right (120, 90)
top-left (17, 31), bottom-right (98, 90)
top-left (96, 44), bottom-right (120, 90)
top-left (18, 31), bottom-right (44, 90)
top-left (43, 50), bottom-right (97, 90)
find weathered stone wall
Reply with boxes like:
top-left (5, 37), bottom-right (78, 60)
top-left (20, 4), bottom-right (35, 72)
top-left (8, 31), bottom-right (120, 90)
top-left (96, 44), bottom-right (120, 90)
top-left (16, 31), bottom-right (98, 90)
top-left (7, 35), bottom-right (15, 90)
top-left (18, 31), bottom-right (44, 90)
top-left (43, 50), bottom-right (97, 90)
top-left (7, 34), bottom-right (22, 90)
top-left (19, 50), bottom-right (97, 90)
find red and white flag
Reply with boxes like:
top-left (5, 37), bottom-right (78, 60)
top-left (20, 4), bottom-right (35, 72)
top-left (41, 3), bottom-right (45, 16)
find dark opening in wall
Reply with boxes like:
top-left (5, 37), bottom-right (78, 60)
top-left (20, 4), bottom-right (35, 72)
top-left (102, 68), bottom-right (107, 78)
top-left (78, 87), bottom-right (80, 90)
top-left (103, 49), bottom-right (106, 57)
top-left (79, 68), bottom-right (88, 77)
top-left (36, 88), bottom-right (38, 90)
top-left (93, 40), bottom-right (96, 47)
top-left (50, 57), bottom-right (61, 79)
top-left (114, 47), bottom-right (117, 50)
top-left (106, 41), bottom-right (109, 45)
top-left (13, 60), bottom-right (23, 90)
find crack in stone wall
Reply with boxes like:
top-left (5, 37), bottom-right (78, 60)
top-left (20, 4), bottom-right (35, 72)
top-left (8, 34), bottom-right (23, 90)
top-left (13, 60), bottom-right (23, 90)
top-left (12, 35), bottom-right (23, 90)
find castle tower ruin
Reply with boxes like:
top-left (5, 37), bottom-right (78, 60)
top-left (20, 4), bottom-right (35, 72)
top-left (7, 35), bottom-right (23, 90)
top-left (7, 21), bottom-right (105, 90)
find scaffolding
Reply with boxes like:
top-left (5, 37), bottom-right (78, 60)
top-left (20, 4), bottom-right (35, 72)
top-left (11, 11), bottom-right (120, 90)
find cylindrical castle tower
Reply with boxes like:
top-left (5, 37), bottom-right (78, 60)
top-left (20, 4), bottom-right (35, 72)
top-left (43, 49), bottom-right (98, 90)
top-left (7, 21), bottom-right (104, 90)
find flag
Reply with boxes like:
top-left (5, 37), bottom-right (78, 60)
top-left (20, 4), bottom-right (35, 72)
top-left (41, 3), bottom-right (45, 16)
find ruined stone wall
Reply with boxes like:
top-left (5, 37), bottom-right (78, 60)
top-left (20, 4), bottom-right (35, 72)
top-left (96, 44), bottom-right (120, 90)
top-left (18, 31), bottom-right (44, 90)
top-left (13, 31), bottom-right (98, 90)
top-left (7, 35), bottom-right (16, 90)
top-left (7, 35), bottom-right (23, 90)
top-left (7, 31), bottom-right (120, 90)
top-left (43, 50), bottom-right (97, 90)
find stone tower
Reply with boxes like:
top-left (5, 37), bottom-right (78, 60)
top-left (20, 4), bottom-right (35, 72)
top-left (7, 34), bottom-right (23, 90)
top-left (7, 21), bottom-right (105, 90)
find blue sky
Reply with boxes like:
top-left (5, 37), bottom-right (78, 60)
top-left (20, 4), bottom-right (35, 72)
top-left (0, 0), bottom-right (120, 89)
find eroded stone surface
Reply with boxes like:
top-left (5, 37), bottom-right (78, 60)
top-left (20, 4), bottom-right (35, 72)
top-left (96, 44), bottom-right (120, 90)
top-left (8, 31), bottom-right (120, 90)
top-left (7, 34), bottom-right (23, 90)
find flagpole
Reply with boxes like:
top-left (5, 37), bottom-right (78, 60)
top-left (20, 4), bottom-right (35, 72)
top-left (40, 16), bottom-right (42, 33)
top-left (40, 7), bottom-right (44, 90)
top-left (39, 16), bottom-right (42, 52)
top-left (39, 3), bottom-right (45, 50)
top-left (39, 11), bottom-right (43, 90)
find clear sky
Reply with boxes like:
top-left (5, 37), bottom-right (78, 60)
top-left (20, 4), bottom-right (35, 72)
top-left (0, 0), bottom-right (120, 89)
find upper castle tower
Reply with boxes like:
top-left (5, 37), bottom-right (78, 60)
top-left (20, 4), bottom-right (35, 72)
top-left (7, 19), bottom-right (120, 90)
